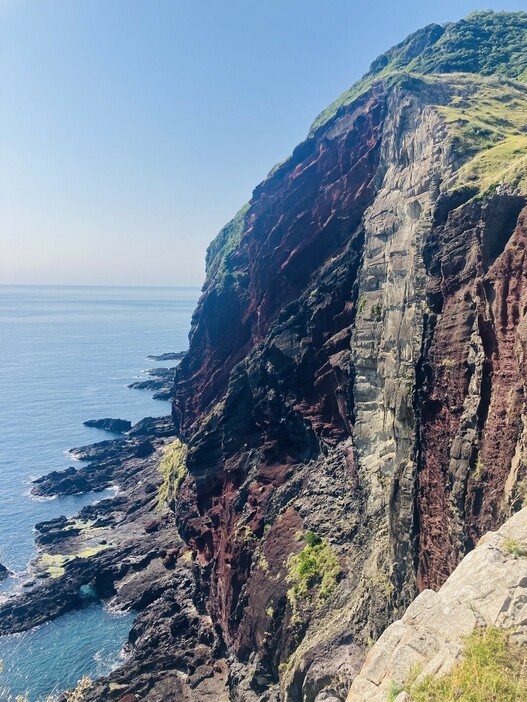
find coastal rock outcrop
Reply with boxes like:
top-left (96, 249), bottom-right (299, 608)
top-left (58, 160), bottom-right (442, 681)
top-left (347, 507), bottom-right (527, 701)
top-left (147, 351), bottom-right (186, 361)
top-left (83, 418), bottom-right (132, 433)
top-left (128, 368), bottom-right (177, 401)
top-left (167, 11), bottom-right (527, 701)
top-left (31, 436), bottom-right (156, 498)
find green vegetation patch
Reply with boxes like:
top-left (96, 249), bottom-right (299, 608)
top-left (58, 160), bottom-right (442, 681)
top-left (372, 302), bottom-right (383, 322)
top-left (398, 627), bottom-right (527, 702)
top-left (205, 203), bottom-right (249, 282)
top-left (37, 544), bottom-right (110, 579)
top-left (39, 553), bottom-right (68, 579)
top-left (158, 438), bottom-right (188, 505)
top-left (286, 531), bottom-right (342, 624)
top-left (310, 11), bottom-right (527, 133)
top-left (503, 537), bottom-right (527, 558)
top-left (434, 76), bottom-right (527, 194)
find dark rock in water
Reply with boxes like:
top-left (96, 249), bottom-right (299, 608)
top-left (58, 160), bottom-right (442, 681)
top-left (0, 563), bottom-right (10, 580)
top-left (83, 418), bottom-right (132, 433)
top-left (35, 517), bottom-right (70, 537)
top-left (128, 416), bottom-right (175, 438)
top-left (38, 526), bottom-right (82, 546)
top-left (31, 436), bottom-right (156, 498)
top-left (128, 367), bottom-right (176, 401)
top-left (70, 437), bottom-right (154, 463)
top-left (32, 467), bottom-right (94, 497)
top-left (147, 351), bottom-right (186, 361)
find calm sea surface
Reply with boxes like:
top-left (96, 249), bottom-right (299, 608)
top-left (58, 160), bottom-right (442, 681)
top-left (0, 285), bottom-right (199, 700)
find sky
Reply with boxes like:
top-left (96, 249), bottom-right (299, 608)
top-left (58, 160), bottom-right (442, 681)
top-left (2, 1), bottom-right (527, 287)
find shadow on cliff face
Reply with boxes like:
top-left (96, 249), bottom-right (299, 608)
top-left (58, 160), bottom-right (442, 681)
top-left (416, 192), bottom-right (527, 590)
top-left (168, 75), bottom-right (527, 701)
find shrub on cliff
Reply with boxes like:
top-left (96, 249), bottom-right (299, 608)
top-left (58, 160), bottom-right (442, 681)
top-left (286, 531), bottom-right (342, 625)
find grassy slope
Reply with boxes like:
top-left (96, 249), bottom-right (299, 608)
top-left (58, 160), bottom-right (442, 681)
top-left (432, 73), bottom-right (527, 194)
top-left (391, 628), bottom-right (527, 702)
top-left (310, 10), bottom-right (527, 134)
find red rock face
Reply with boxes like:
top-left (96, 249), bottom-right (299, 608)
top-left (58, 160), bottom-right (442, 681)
top-left (171, 77), bottom-right (527, 698)
top-left (173, 90), bottom-right (386, 439)
top-left (417, 196), bottom-right (527, 589)
top-left (172, 90), bottom-right (388, 671)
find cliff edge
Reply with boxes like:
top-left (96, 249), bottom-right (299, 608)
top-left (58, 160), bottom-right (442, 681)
top-left (3, 11), bottom-right (527, 702)
top-left (347, 507), bottom-right (527, 700)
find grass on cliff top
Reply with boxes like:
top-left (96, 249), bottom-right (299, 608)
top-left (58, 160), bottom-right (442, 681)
top-left (158, 438), bottom-right (187, 506)
top-left (205, 203), bottom-right (249, 283)
top-left (392, 627), bottom-right (527, 702)
top-left (310, 10), bottom-right (527, 133)
top-left (434, 75), bottom-right (527, 194)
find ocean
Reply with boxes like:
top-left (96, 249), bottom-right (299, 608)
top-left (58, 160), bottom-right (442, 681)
top-left (0, 285), bottom-right (199, 700)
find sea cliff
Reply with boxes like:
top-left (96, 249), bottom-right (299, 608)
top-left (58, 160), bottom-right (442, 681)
top-left (2, 10), bottom-right (527, 702)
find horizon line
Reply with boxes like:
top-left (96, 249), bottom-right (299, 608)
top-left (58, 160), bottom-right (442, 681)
top-left (0, 283), bottom-right (203, 290)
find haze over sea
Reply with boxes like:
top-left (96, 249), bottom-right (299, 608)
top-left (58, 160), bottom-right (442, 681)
top-left (0, 285), bottom-right (198, 700)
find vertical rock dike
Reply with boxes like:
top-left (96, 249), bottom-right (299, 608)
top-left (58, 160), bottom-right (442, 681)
top-left (166, 13), bottom-right (527, 697)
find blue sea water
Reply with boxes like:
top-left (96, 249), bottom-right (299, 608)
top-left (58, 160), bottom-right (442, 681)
top-left (0, 285), bottom-right (199, 700)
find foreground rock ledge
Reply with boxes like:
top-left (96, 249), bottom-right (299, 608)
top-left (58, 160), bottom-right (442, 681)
top-left (346, 507), bottom-right (527, 701)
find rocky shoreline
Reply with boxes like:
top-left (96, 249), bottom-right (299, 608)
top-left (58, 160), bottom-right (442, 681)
top-left (147, 351), bottom-right (186, 362)
top-left (128, 367), bottom-right (177, 401)
top-left (0, 354), bottom-right (228, 701)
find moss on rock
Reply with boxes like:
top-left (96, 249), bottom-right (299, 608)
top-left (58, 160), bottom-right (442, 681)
top-left (158, 439), bottom-right (188, 506)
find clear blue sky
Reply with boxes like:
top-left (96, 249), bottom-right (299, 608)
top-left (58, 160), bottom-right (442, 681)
top-left (2, 1), bottom-right (526, 286)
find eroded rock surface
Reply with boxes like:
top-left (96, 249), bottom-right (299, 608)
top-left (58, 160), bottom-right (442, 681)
top-left (347, 508), bottom-right (527, 701)
top-left (169, 69), bottom-right (527, 700)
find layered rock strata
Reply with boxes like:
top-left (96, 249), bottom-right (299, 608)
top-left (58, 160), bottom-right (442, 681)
top-left (167, 67), bottom-right (527, 699)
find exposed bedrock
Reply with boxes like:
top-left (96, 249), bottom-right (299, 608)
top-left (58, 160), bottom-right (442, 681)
top-left (173, 86), bottom-right (387, 438)
top-left (347, 507), bottom-right (527, 701)
top-left (417, 195), bottom-right (527, 589)
top-left (83, 418), bottom-right (132, 433)
top-left (169, 73), bottom-right (527, 701)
